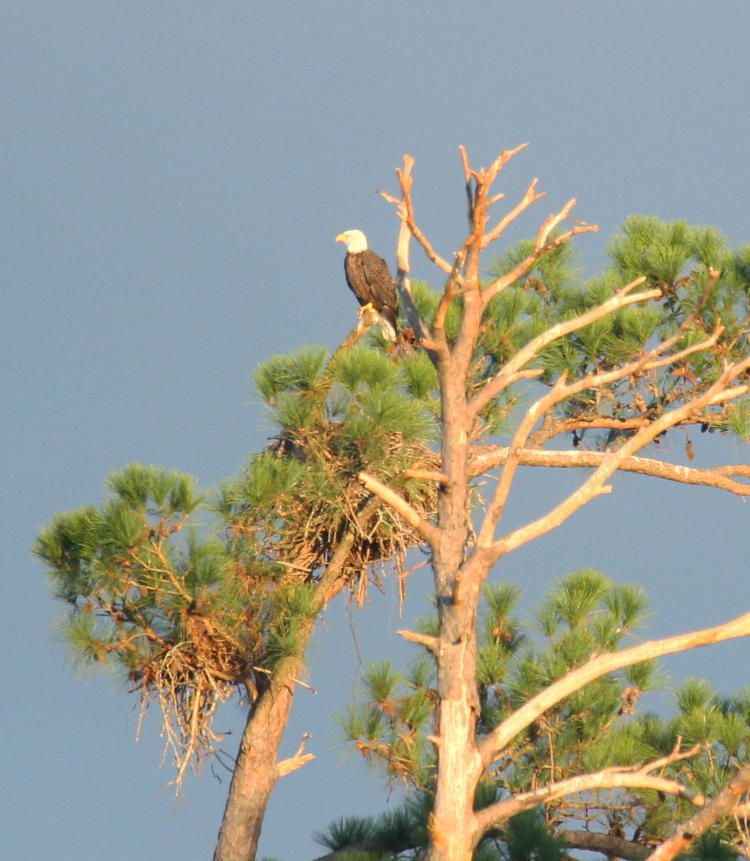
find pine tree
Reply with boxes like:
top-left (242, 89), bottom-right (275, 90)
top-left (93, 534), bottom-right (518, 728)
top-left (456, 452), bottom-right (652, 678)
top-left (34, 341), bottom-right (439, 861)
top-left (34, 145), bottom-right (750, 861)
top-left (354, 147), bottom-right (750, 861)
top-left (320, 573), bottom-right (750, 859)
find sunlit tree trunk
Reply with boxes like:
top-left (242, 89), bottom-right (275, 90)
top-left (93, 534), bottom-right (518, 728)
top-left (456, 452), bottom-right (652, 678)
top-left (427, 272), bottom-right (486, 859)
top-left (365, 148), bottom-right (750, 860)
top-left (213, 641), bottom-right (322, 860)
top-left (213, 670), bottom-right (295, 861)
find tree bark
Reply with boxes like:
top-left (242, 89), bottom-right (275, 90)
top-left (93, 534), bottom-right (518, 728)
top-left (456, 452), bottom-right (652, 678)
top-left (428, 608), bottom-right (484, 860)
top-left (213, 661), bottom-right (299, 861)
top-left (426, 261), bottom-right (486, 858)
top-left (379, 148), bottom-right (750, 860)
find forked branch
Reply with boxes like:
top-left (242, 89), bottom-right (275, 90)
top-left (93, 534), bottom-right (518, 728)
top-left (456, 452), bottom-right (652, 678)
top-left (483, 177), bottom-right (545, 248)
top-left (475, 758), bottom-right (704, 835)
top-left (645, 763), bottom-right (750, 861)
top-left (482, 356), bottom-right (750, 562)
top-left (482, 208), bottom-right (598, 304)
top-left (469, 277), bottom-right (656, 418)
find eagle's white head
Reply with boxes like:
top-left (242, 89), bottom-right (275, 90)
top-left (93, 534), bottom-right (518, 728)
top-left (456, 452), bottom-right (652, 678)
top-left (335, 229), bottom-right (368, 254)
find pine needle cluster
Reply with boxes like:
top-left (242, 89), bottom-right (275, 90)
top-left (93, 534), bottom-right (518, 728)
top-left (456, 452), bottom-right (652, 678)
top-left (223, 342), bottom-right (439, 596)
top-left (338, 571), bottom-right (750, 857)
top-left (480, 217), bottom-right (750, 449)
top-left (34, 465), bottom-right (249, 787)
top-left (34, 340), bottom-right (440, 789)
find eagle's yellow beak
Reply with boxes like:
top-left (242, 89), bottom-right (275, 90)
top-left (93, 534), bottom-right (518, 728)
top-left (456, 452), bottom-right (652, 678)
top-left (335, 233), bottom-right (346, 243)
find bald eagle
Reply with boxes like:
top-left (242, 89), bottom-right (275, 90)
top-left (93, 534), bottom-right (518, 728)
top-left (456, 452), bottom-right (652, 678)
top-left (335, 229), bottom-right (398, 342)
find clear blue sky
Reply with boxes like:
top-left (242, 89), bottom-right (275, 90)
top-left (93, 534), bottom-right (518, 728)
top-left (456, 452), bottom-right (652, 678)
top-left (3, 3), bottom-right (749, 859)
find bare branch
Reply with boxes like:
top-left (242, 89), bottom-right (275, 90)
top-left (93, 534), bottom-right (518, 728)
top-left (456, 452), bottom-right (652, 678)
top-left (394, 198), bottom-right (412, 274)
top-left (331, 316), bottom-right (381, 359)
top-left (398, 628), bottom-right (439, 653)
top-left (277, 733), bottom-right (315, 777)
top-left (483, 177), bottom-right (545, 248)
top-left (642, 318), bottom-right (724, 373)
top-left (475, 768), bottom-right (703, 835)
top-left (461, 143), bottom-right (529, 196)
top-left (460, 145), bottom-right (536, 250)
top-left (388, 197), bottom-right (439, 358)
top-left (561, 829), bottom-right (650, 861)
top-left (381, 154), bottom-right (454, 359)
top-left (639, 739), bottom-right (701, 774)
top-left (486, 142), bottom-right (531, 176)
top-left (536, 198), bottom-right (578, 249)
top-left (469, 445), bottom-right (750, 497)
top-left (393, 159), bottom-right (454, 276)
top-left (470, 277), bottom-right (656, 417)
top-left (482, 358), bottom-right (750, 561)
top-left (646, 763), bottom-right (750, 861)
top-left (276, 751), bottom-right (315, 777)
top-left (482, 209), bottom-right (598, 304)
top-left (358, 471), bottom-right (440, 546)
top-left (403, 468), bottom-right (452, 484)
top-left (478, 608), bottom-right (750, 766)
top-left (458, 144), bottom-right (472, 184)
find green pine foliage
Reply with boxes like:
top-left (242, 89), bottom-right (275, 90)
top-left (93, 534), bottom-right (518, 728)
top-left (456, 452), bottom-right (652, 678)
top-left (218, 341), bottom-right (440, 593)
top-left (476, 217), bottom-right (750, 449)
top-left (499, 810), bottom-right (565, 861)
top-left (314, 815), bottom-right (379, 853)
top-left (391, 218), bottom-right (749, 449)
top-left (35, 336), bottom-right (443, 787)
top-left (35, 212), bottom-right (750, 844)
top-left (313, 792), bottom-right (429, 860)
top-left (338, 572), bottom-right (750, 857)
top-left (313, 801), bottom-right (565, 860)
top-left (684, 833), bottom-right (739, 861)
top-left (34, 465), bottom-right (269, 777)
top-left (343, 657), bottom-right (436, 789)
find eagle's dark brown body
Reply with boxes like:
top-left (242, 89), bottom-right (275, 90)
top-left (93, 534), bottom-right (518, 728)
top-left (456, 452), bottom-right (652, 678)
top-left (336, 229), bottom-right (398, 342)
top-left (343, 249), bottom-right (398, 341)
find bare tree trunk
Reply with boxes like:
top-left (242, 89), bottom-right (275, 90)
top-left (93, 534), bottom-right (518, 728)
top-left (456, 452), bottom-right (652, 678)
top-left (428, 599), bottom-right (484, 860)
top-left (427, 334), bottom-right (484, 860)
top-left (369, 148), bottom-right (750, 858)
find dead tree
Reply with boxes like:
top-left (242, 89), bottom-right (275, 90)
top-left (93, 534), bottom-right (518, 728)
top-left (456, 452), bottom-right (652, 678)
top-left (363, 146), bottom-right (750, 861)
